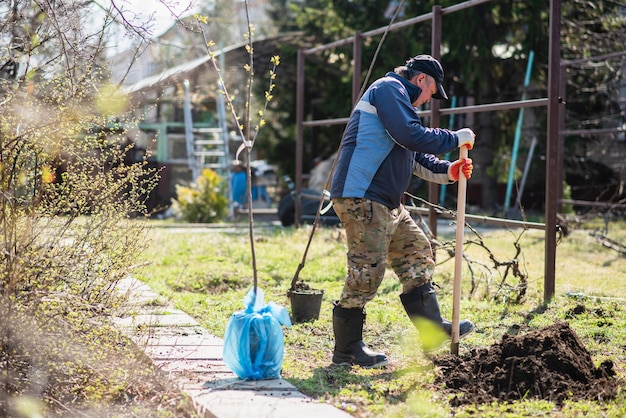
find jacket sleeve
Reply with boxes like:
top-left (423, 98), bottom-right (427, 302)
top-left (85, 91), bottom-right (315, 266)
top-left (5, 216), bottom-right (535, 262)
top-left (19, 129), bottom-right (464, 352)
top-left (412, 153), bottom-right (454, 185)
top-left (373, 81), bottom-right (459, 155)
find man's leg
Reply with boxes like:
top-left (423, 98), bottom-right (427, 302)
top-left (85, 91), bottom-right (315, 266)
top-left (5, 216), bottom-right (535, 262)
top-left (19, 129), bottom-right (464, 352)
top-left (331, 198), bottom-right (397, 367)
top-left (388, 207), bottom-right (474, 351)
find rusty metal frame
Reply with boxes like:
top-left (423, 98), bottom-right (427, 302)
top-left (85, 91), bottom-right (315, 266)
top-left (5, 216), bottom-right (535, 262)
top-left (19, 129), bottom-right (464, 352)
top-left (294, 0), bottom-right (568, 303)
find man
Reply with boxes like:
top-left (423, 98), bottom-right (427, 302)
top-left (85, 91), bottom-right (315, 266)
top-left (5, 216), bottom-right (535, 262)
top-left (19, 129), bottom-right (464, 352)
top-left (329, 54), bottom-right (476, 368)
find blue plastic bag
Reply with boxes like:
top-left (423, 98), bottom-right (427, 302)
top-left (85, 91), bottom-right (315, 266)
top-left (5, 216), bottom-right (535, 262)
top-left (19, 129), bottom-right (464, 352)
top-left (223, 287), bottom-right (292, 380)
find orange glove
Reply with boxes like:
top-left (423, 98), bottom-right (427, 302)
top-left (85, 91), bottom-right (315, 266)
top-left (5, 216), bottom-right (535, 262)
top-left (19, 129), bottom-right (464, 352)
top-left (448, 157), bottom-right (473, 181)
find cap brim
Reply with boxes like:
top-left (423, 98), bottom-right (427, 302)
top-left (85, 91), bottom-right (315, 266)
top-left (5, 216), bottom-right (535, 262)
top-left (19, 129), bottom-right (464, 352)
top-left (432, 82), bottom-right (448, 100)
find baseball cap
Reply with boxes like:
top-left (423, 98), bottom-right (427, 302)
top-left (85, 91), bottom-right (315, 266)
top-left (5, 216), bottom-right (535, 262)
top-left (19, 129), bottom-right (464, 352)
top-left (406, 54), bottom-right (448, 100)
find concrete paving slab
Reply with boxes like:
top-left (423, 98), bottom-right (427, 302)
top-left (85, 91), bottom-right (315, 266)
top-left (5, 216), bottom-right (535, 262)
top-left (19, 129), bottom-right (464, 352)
top-left (144, 333), bottom-right (224, 347)
top-left (124, 292), bottom-right (167, 306)
top-left (202, 377), bottom-right (297, 391)
top-left (142, 325), bottom-right (211, 338)
top-left (191, 389), bottom-right (353, 418)
top-left (174, 371), bottom-right (239, 385)
top-left (114, 312), bottom-right (199, 328)
top-left (156, 359), bottom-right (233, 374)
top-left (178, 377), bottom-right (299, 398)
top-left (144, 344), bottom-right (224, 360)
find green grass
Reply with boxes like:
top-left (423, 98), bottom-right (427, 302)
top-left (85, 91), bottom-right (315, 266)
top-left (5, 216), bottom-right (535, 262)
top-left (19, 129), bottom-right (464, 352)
top-left (134, 218), bottom-right (626, 417)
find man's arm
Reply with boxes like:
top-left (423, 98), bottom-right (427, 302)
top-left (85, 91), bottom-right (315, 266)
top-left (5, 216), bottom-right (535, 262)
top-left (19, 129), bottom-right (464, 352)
top-left (374, 80), bottom-right (459, 154)
top-left (412, 153), bottom-right (453, 185)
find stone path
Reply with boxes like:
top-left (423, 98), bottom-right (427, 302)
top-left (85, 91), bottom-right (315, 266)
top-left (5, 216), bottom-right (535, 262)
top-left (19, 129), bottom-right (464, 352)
top-left (115, 277), bottom-right (352, 418)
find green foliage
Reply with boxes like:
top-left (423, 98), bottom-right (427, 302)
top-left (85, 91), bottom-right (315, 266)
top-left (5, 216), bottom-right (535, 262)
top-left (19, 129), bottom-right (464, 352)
top-left (171, 168), bottom-right (229, 223)
top-left (265, 0), bottom-right (624, 210)
top-left (561, 1), bottom-right (625, 131)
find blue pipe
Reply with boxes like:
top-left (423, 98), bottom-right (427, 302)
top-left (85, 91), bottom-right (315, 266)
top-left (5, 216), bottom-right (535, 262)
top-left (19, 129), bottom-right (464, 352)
top-left (504, 50), bottom-right (534, 213)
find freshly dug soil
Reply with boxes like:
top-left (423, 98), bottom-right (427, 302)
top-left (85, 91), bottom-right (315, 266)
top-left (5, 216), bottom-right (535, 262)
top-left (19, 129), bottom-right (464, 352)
top-left (434, 322), bottom-right (621, 406)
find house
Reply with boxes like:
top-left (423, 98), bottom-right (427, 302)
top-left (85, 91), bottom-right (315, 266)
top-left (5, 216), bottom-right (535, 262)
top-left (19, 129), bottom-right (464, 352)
top-left (110, 17), bottom-right (301, 214)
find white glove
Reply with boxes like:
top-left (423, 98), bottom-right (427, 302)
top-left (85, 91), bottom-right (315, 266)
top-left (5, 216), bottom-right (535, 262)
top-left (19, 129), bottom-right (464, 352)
top-left (455, 128), bottom-right (476, 150)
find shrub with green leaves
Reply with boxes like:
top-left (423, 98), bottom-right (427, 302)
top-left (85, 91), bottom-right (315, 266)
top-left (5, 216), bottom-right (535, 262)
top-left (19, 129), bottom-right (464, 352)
top-left (172, 168), bottom-right (229, 223)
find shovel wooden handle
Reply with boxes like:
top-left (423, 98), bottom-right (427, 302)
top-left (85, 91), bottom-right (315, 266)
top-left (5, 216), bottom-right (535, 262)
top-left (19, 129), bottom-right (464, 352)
top-left (451, 145), bottom-right (469, 355)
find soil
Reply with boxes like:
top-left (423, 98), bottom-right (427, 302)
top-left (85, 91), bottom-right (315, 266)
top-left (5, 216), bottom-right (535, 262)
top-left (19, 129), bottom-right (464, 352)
top-left (434, 322), bottom-right (621, 406)
top-left (289, 280), bottom-right (323, 294)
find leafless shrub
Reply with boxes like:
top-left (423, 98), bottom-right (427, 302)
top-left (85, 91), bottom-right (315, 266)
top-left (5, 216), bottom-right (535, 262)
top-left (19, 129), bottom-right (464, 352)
top-left (0, 1), bottom-right (193, 415)
top-left (408, 195), bottom-right (529, 304)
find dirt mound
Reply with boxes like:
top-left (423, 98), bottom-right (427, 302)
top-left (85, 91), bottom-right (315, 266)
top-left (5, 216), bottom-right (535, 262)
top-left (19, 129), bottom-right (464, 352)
top-left (434, 322), bottom-right (620, 406)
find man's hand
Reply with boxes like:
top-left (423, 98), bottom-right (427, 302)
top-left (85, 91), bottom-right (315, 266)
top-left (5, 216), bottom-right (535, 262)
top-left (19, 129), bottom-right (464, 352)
top-left (455, 128), bottom-right (476, 150)
top-left (448, 157), bottom-right (473, 181)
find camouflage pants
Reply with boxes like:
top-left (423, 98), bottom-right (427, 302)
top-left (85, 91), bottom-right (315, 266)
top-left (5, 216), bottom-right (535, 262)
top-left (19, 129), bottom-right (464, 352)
top-left (333, 198), bottom-right (435, 309)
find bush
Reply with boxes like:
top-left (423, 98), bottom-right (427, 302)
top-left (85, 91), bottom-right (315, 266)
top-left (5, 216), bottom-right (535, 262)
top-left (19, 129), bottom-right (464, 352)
top-left (0, 85), bottom-right (162, 414)
top-left (172, 168), bottom-right (229, 223)
top-left (0, 1), bottom-right (197, 415)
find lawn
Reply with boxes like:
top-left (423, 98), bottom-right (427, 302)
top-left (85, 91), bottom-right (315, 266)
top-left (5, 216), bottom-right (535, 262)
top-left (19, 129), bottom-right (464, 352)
top-left (134, 215), bottom-right (626, 417)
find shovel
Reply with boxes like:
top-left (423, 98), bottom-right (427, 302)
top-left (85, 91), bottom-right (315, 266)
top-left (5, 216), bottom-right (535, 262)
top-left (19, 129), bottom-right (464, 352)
top-left (451, 145), bottom-right (469, 355)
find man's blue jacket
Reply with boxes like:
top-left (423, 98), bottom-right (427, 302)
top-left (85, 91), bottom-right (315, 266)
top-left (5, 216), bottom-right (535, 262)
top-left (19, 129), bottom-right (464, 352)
top-left (330, 72), bottom-right (461, 209)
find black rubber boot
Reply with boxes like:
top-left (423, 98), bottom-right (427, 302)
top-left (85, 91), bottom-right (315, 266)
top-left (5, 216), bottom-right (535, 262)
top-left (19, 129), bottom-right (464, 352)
top-left (332, 303), bottom-right (388, 368)
top-left (400, 282), bottom-right (475, 348)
